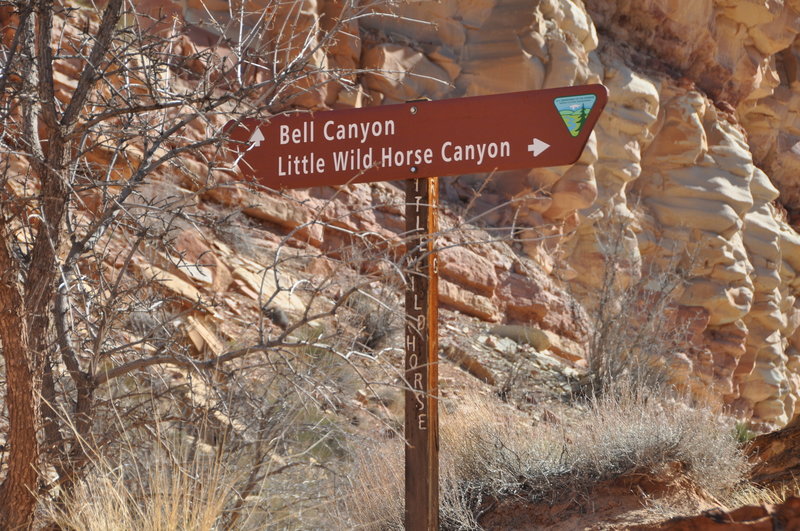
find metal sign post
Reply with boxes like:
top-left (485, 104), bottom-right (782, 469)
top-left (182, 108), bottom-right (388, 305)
top-left (404, 176), bottom-right (439, 530)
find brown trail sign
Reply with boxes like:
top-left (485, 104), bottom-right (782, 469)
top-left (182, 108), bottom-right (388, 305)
top-left (225, 84), bottom-right (607, 189)
top-left (225, 84), bottom-right (607, 531)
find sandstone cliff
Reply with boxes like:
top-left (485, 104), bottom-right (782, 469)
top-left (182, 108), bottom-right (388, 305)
top-left (340, 0), bottom-right (800, 428)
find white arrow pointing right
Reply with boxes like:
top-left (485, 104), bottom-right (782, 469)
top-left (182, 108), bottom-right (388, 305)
top-left (527, 138), bottom-right (550, 157)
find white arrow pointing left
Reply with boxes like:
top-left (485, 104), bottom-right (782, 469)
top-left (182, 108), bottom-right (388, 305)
top-left (527, 138), bottom-right (550, 157)
top-left (248, 128), bottom-right (265, 148)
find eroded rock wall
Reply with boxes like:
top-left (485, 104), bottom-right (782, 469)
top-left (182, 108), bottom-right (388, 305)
top-left (352, 0), bottom-right (800, 427)
top-left (584, 1), bottom-right (800, 427)
top-left (324, 0), bottom-right (800, 426)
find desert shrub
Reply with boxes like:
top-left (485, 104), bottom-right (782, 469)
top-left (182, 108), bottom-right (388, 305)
top-left (341, 388), bottom-right (748, 530)
top-left (733, 421), bottom-right (758, 443)
top-left (579, 216), bottom-right (697, 398)
top-left (344, 287), bottom-right (402, 356)
top-left (341, 436), bottom-right (405, 530)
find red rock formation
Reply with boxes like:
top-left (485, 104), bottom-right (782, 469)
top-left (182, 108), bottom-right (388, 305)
top-left (635, 498), bottom-right (800, 530)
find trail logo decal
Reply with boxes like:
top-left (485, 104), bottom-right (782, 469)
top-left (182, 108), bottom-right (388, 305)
top-left (554, 94), bottom-right (598, 137)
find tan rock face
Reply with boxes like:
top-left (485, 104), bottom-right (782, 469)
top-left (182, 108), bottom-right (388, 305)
top-left (584, 0), bottom-right (796, 105)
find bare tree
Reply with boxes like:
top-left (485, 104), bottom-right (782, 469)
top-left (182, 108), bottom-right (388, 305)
top-left (0, 0), bottom-right (377, 526)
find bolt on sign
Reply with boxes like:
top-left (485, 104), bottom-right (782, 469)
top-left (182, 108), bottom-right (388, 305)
top-left (225, 84), bottom-right (607, 531)
top-left (225, 84), bottom-right (608, 189)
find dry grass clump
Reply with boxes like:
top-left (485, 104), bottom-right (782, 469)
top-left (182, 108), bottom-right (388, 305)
top-left (43, 445), bottom-right (232, 531)
top-left (42, 432), bottom-right (342, 530)
top-left (341, 437), bottom-right (405, 529)
top-left (39, 343), bottom-right (357, 531)
top-left (724, 479), bottom-right (800, 509)
top-left (342, 387), bottom-right (749, 530)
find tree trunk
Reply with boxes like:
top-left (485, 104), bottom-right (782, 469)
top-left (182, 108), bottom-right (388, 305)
top-left (0, 3), bottom-right (71, 525)
top-left (0, 247), bottom-right (39, 530)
